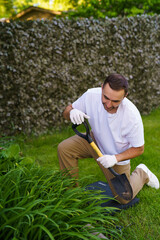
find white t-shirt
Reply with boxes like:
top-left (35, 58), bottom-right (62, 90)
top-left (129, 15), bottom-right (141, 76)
top-left (72, 87), bottom-right (144, 165)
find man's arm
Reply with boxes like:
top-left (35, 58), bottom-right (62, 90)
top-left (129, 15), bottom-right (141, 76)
top-left (115, 145), bottom-right (144, 162)
top-left (63, 104), bottom-right (73, 121)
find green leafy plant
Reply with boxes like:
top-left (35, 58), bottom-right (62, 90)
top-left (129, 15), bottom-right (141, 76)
top-left (0, 165), bottom-right (122, 239)
top-left (0, 140), bottom-right (34, 174)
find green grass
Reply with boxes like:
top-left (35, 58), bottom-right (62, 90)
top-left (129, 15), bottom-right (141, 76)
top-left (17, 125), bottom-right (107, 185)
top-left (1, 107), bottom-right (160, 239)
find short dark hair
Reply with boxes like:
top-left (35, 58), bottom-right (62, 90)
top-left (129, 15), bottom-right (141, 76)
top-left (103, 73), bottom-right (128, 95)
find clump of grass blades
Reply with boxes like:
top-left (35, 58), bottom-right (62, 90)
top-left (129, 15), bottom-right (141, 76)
top-left (0, 165), bottom-right (122, 240)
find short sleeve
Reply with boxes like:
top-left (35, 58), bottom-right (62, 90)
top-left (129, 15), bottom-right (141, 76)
top-left (125, 117), bottom-right (144, 147)
top-left (72, 91), bottom-right (87, 113)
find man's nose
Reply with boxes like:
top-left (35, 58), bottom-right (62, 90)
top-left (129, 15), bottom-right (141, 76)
top-left (106, 100), bottom-right (112, 107)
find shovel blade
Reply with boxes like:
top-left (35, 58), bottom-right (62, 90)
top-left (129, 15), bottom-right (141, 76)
top-left (111, 174), bottom-right (133, 201)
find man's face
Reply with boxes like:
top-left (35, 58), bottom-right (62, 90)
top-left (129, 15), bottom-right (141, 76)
top-left (101, 83), bottom-right (126, 113)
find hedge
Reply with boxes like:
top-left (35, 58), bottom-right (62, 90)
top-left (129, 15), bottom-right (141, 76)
top-left (0, 15), bottom-right (160, 135)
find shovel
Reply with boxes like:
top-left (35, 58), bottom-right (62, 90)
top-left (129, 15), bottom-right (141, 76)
top-left (72, 120), bottom-right (133, 201)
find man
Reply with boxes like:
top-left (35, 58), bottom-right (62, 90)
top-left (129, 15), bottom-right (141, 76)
top-left (58, 73), bottom-right (159, 204)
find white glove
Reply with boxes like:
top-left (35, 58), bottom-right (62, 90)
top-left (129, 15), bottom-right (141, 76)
top-left (97, 155), bottom-right (117, 168)
top-left (70, 109), bottom-right (90, 125)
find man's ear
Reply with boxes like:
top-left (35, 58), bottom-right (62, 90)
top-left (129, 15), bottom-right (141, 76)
top-left (125, 92), bottom-right (128, 97)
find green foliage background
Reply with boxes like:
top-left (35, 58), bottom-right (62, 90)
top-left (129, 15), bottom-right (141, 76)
top-left (0, 0), bottom-right (160, 19)
top-left (68, 0), bottom-right (160, 19)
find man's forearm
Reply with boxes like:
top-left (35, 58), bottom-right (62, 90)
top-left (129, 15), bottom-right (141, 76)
top-left (63, 104), bottom-right (73, 121)
top-left (115, 145), bottom-right (144, 162)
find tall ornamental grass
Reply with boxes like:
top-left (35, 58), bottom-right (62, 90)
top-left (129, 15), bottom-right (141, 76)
top-left (0, 165), bottom-right (122, 240)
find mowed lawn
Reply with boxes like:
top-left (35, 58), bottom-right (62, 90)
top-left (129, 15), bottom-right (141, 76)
top-left (19, 107), bottom-right (160, 240)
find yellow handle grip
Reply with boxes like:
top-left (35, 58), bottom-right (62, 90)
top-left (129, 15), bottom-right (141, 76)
top-left (90, 142), bottom-right (103, 157)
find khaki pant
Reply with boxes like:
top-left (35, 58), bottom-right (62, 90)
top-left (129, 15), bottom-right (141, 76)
top-left (57, 134), bottom-right (149, 204)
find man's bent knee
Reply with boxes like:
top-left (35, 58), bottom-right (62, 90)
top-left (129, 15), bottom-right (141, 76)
top-left (57, 139), bottom-right (69, 155)
top-left (57, 141), bottom-right (64, 154)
